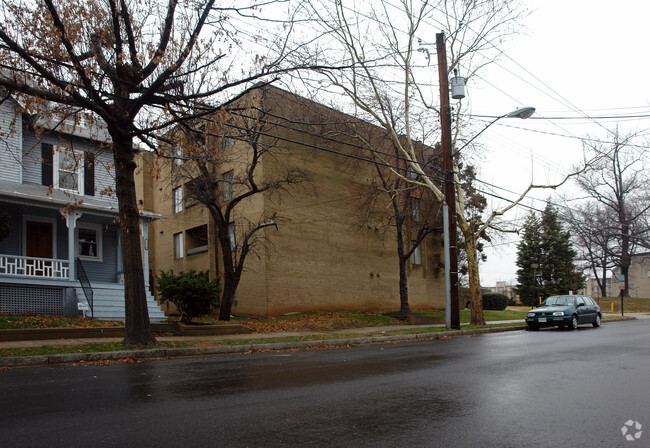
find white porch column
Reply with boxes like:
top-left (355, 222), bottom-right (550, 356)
top-left (140, 218), bottom-right (150, 288)
top-left (63, 211), bottom-right (82, 281)
top-left (116, 231), bottom-right (123, 283)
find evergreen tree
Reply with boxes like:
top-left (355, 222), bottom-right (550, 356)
top-left (540, 203), bottom-right (585, 295)
top-left (514, 212), bottom-right (543, 306)
top-left (515, 203), bottom-right (584, 306)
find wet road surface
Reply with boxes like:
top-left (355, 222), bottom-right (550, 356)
top-left (1, 320), bottom-right (649, 447)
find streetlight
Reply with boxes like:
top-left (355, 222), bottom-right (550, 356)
top-left (454, 106), bottom-right (536, 156)
top-left (437, 32), bottom-right (535, 329)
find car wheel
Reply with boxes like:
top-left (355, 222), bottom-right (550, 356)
top-left (593, 314), bottom-right (602, 328)
top-left (568, 314), bottom-right (579, 331)
top-left (527, 324), bottom-right (539, 331)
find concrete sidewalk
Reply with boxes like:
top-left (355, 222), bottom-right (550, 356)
top-left (0, 315), bottom-right (641, 368)
top-left (0, 321), bottom-right (526, 350)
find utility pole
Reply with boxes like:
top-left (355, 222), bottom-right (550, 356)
top-left (437, 32), bottom-right (460, 330)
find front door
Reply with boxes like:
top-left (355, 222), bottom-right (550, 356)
top-left (25, 221), bottom-right (53, 276)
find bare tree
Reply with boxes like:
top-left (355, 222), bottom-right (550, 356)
top-left (295, 0), bottom-right (532, 324)
top-left (169, 86), bottom-right (308, 320)
top-left (574, 130), bottom-right (650, 297)
top-left (0, 0), bottom-right (321, 344)
top-left (562, 203), bottom-right (618, 297)
top-left (349, 127), bottom-right (443, 316)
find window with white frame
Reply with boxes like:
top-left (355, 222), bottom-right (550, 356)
top-left (54, 147), bottom-right (84, 194)
top-left (411, 241), bottom-right (422, 266)
top-left (172, 145), bottom-right (182, 168)
top-left (222, 171), bottom-right (234, 202)
top-left (76, 223), bottom-right (102, 261)
top-left (173, 186), bottom-right (183, 213)
top-left (228, 222), bottom-right (236, 250)
top-left (173, 232), bottom-right (184, 259)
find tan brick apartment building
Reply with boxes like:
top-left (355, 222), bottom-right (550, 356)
top-left (137, 85), bottom-right (446, 317)
top-left (582, 253), bottom-right (650, 299)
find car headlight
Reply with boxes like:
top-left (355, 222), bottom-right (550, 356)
top-left (527, 312), bottom-right (535, 317)
top-left (553, 311), bottom-right (564, 316)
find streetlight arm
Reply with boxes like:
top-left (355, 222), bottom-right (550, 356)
top-left (453, 115), bottom-right (504, 156)
top-left (453, 106), bottom-right (535, 156)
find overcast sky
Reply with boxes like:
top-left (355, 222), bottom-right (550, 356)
top-left (465, 0), bottom-right (650, 286)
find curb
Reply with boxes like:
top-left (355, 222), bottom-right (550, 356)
top-left (0, 324), bottom-right (252, 342)
top-left (0, 325), bottom-right (526, 368)
top-left (0, 318), bottom-right (636, 368)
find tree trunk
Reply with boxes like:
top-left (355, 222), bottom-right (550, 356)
top-left (620, 224), bottom-right (631, 298)
top-left (112, 132), bottom-right (156, 346)
top-left (464, 232), bottom-right (485, 325)
top-left (395, 218), bottom-right (411, 316)
top-left (601, 258), bottom-right (608, 297)
top-left (217, 227), bottom-right (238, 321)
top-left (219, 270), bottom-right (237, 321)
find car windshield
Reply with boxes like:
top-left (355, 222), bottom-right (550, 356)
top-left (543, 296), bottom-right (576, 306)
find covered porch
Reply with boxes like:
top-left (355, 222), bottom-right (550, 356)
top-left (0, 182), bottom-right (163, 320)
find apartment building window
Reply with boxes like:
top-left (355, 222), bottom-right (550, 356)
top-left (173, 232), bottom-right (184, 259)
top-left (222, 171), bottom-right (234, 202)
top-left (76, 223), bottom-right (102, 261)
top-left (411, 241), bottom-right (422, 266)
top-left (172, 145), bottom-right (182, 168)
top-left (228, 222), bottom-right (236, 249)
top-left (173, 187), bottom-right (183, 213)
top-left (411, 198), bottom-right (420, 222)
top-left (184, 181), bottom-right (200, 208)
top-left (222, 136), bottom-right (234, 150)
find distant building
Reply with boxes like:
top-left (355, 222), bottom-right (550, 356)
top-left (485, 281), bottom-right (520, 304)
top-left (581, 253), bottom-right (650, 298)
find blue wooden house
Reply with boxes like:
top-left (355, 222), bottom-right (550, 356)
top-left (0, 95), bottom-right (165, 321)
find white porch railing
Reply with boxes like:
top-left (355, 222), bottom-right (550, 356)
top-left (0, 255), bottom-right (70, 279)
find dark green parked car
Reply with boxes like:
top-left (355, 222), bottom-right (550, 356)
top-left (526, 295), bottom-right (601, 331)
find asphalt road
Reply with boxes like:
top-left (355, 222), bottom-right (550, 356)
top-left (1, 320), bottom-right (649, 447)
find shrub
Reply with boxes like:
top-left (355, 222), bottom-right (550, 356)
top-left (156, 270), bottom-right (221, 324)
top-left (482, 293), bottom-right (509, 311)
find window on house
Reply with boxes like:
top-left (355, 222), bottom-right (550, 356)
top-left (411, 241), bottom-right (422, 266)
top-left (173, 186), bottom-right (183, 213)
top-left (407, 166), bottom-right (418, 179)
top-left (222, 171), bottom-right (234, 202)
top-left (411, 198), bottom-right (420, 222)
top-left (76, 223), bottom-right (102, 261)
top-left (173, 232), bottom-right (184, 259)
top-left (172, 145), bottom-right (182, 168)
top-left (54, 148), bottom-right (84, 194)
top-left (222, 136), bottom-right (234, 151)
top-left (186, 225), bottom-right (208, 255)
